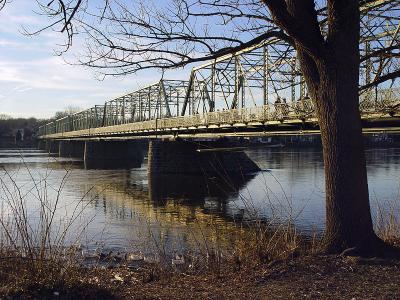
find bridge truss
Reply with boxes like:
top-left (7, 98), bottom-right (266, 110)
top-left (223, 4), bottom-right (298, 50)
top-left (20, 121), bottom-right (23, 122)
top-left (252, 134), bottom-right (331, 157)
top-left (39, 0), bottom-right (400, 137)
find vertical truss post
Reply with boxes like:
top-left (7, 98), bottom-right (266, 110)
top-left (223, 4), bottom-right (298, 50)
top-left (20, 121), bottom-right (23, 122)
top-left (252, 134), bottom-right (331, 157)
top-left (189, 86), bottom-right (192, 115)
top-left (158, 85), bottom-right (162, 118)
top-left (211, 63), bottom-right (216, 111)
top-left (365, 41), bottom-right (372, 86)
top-left (291, 57), bottom-right (296, 102)
top-left (68, 115), bottom-right (72, 131)
top-left (191, 78), bottom-right (196, 115)
top-left (122, 97), bottom-right (126, 124)
top-left (139, 94), bottom-right (143, 121)
top-left (263, 45), bottom-right (268, 106)
top-left (169, 88), bottom-right (173, 117)
top-left (234, 56), bottom-right (239, 109)
top-left (181, 72), bottom-right (194, 116)
top-left (176, 90), bottom-right (179, 117)
top-left (204, 85), bottom-right (214, 112)
top-left (102, 103), bottom-right (107, 126)
top-left (132, 103), bottom-right (136, 122)
top-left (148, 88), bottom-right (151, 120)
top-left (110, 100), bottom-right (118, 125)
top-left (128, 94), bottom-right (138, 122)
top-left (190, 81), bottom-right (194, 115)
top-left (91, 108), bottom-right (94, 128)
top-left (94, 106), bottom-right (98, 127)
top-left (160, 80), bottom-right (172, 117)
top-left (241, 65), bottom-right (245, 108)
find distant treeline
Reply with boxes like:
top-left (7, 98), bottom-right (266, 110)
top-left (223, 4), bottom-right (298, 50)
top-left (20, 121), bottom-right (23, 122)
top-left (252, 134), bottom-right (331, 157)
top-left (0, 106), bottom-right (81, 140)
top-left (0, 115), bottom-right (45, 138)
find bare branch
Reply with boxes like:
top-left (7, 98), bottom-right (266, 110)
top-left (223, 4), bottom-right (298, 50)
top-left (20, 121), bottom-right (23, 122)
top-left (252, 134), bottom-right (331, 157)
top-left (0, 0), bottom-right (8, 11)
top-left (262, 0), bottom-right (326, 60)
top-left (360, 69), bottom-right (400, 91)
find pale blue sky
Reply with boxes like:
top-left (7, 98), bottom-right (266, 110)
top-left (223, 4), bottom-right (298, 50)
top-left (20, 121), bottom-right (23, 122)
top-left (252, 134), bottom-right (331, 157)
top-left (0, 0), bottom-right (190, 118)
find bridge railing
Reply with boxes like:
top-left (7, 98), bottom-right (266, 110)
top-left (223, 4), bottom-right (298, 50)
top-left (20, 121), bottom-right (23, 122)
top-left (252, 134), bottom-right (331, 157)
top-left (360, 88), bottom-right (400, 115)
top-left (38, 93), bottom-right (400, 137)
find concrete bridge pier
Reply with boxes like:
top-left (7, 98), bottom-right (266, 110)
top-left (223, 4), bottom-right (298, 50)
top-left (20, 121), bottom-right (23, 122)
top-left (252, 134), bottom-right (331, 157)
top-left (84, 140), bottom-right (144, 169)
top-left (46, 140), bottom-right (59, 154)
top-left (59, 140), bottom-right (85, 158)
top-left (147, 140), bottom-right (260, 175)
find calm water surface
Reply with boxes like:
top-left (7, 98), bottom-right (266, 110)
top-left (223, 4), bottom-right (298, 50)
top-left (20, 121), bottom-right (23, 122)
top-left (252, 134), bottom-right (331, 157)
top-left (0, 147), bottom-right (399, 254)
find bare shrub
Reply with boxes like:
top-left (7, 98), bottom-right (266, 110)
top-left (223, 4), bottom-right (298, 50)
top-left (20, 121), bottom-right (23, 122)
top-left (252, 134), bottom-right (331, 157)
top-left (0, 161), bottom-right (96, 291)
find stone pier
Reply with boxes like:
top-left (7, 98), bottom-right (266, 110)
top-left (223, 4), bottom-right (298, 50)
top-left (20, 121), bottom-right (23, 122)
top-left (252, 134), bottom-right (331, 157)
top-left (58, 140), bottom-right (85, 158)
top-left (84, 140), bottom-right (145, 169)
top-left (147, 140), bottom-right (260, 174)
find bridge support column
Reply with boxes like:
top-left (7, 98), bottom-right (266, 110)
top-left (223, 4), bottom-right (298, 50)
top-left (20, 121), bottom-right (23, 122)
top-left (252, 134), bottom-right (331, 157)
top-left (46, 140), bottom-right (59, 154)
top-left (59, 141), bottom-right (85, 158)
top-left (147, 140), bottom-right (260, 174)
top-left (84, 140), bottom-right (144, 169)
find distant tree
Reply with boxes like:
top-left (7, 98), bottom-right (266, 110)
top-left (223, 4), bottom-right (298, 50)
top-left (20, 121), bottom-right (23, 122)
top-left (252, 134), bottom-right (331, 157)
top-left (0, 116), bottom-right (40, 138)
top-left (0, 114), bottom-right (10, 120)
top-left (53, 106), bottom-right (81, 119)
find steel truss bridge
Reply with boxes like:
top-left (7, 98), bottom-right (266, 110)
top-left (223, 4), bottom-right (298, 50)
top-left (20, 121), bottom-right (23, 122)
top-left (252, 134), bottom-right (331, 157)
top-left (39, 0), bottom-right (400, 140)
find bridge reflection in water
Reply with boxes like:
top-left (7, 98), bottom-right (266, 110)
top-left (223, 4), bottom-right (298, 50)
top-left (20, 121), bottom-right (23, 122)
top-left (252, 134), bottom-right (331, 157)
top-left (4, 147), bottom-right (399, 255)
top-left (83, 169), bottom-right (257, 253)
top-left (148, 173), bottom-right (254, 209)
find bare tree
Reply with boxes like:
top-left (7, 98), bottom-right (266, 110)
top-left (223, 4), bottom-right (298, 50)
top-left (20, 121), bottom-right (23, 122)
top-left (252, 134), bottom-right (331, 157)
top-left (53, 105), bottom-right (81, 119)
top-left (22, 0), bottom-right (400, 255)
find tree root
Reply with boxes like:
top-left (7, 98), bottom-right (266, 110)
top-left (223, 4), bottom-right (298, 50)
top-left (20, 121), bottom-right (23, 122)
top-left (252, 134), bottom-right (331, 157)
top-left (323, 234), bottom-right (400, 259)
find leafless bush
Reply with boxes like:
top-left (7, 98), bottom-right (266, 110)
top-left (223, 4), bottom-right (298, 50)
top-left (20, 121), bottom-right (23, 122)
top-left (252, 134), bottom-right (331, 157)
top-left (0, 162), bottom-right (96, 281)
top-left (375, 197), bottom-right (400, 246)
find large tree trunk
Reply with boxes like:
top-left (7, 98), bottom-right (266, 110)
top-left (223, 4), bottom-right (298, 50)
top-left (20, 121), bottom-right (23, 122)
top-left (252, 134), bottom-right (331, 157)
top-left (289, 0), bottom-right (384, 254)
top-left (315, 60), bottom-right (378, 253)
top-left (315, 1), bottom-right (379, 253)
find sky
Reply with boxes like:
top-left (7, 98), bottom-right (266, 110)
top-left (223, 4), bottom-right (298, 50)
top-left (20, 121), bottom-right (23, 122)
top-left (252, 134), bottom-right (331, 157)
top-left (0, 0), bottom-right (189, 119)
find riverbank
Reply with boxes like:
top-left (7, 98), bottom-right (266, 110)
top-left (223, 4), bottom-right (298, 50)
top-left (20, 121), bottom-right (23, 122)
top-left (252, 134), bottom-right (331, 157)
top-left (1, 254), bottom-right (399, 299)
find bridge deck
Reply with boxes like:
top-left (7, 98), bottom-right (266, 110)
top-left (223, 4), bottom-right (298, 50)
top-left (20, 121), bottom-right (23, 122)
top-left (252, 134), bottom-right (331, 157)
top-left (40, 99), bottom-right (400, 140)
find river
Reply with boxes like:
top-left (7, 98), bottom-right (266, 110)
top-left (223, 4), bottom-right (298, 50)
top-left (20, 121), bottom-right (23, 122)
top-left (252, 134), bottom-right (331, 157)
top-left (0, 146), bottom-right (399, 256)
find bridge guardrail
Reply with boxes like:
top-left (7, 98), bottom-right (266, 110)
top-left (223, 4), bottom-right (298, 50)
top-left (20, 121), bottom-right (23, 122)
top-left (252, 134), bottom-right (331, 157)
top-left (38, 94), bottom-right (400, 138)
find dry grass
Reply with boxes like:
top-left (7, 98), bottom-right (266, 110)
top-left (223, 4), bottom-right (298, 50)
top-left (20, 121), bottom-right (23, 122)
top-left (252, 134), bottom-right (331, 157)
top-left (0, 163), bottom-right (99, 297)
top-left (375, 199), bottom-right (400, 246)
top-left (0, 254), bottom-right (118, 299)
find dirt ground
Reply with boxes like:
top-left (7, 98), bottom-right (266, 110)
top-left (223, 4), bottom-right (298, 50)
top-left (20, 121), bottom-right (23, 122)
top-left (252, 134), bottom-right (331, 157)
top-left (3, 255), bottom-right (398, 299)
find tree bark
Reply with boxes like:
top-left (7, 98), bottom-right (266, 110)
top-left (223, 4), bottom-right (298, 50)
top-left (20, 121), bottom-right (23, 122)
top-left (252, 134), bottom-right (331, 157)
top-left (314, 61), bottom-right (378, 253)
top-left (285, 0), bottom-right (385, 254)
